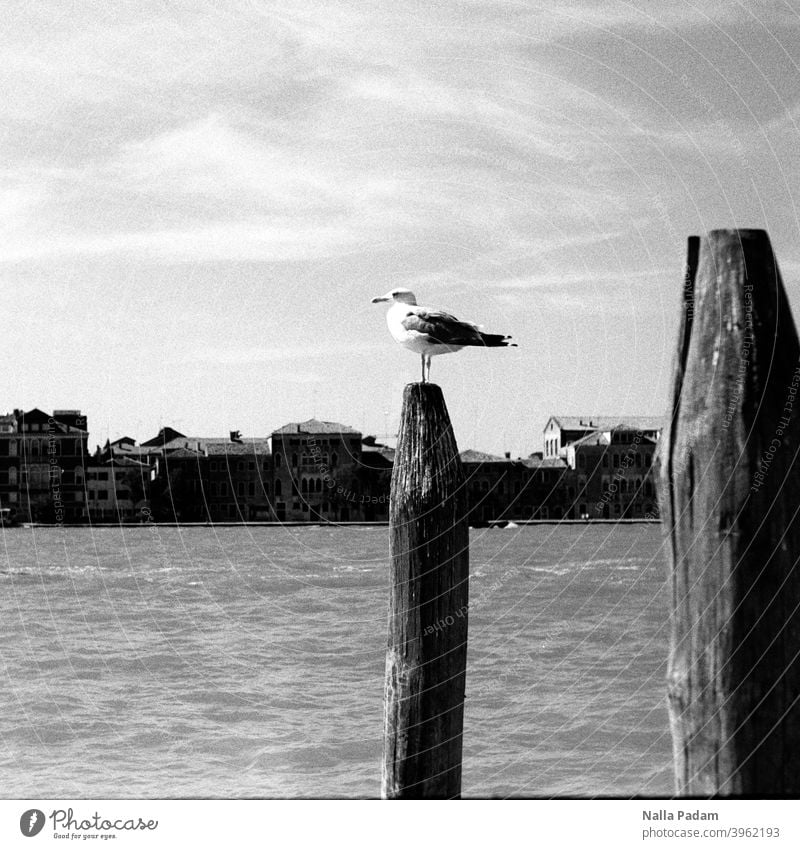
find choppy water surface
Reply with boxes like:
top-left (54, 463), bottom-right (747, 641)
top-left (0, 524), bottom-right (672, 797)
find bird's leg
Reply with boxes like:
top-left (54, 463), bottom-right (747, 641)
top-left (421, 354), bottom-right (426, 383)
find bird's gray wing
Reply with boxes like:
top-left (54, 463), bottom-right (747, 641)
top-left (401, 308), bottom-right (483, 345)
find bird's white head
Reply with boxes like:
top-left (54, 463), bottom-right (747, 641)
top-left (371, 287), bottom-right (417, 305)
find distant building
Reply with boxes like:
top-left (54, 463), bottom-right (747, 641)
top-left (271, 419), bottom-right (363, 522)
top-left (358, 437), bottom-right (394, 521)
top-left (146, 429), bottom-right (272, 522)
top-left (562, 425), bottom-right (660, 519)
top-left (205, 435), bottom-right (272, 522)
top-left (460, 450), bottom-right (569, 524)
top-left (543, 416), bottom-right (662, 460)
top-left (85, 456), bottom-right (150, 522)
top-left (0, 408), bottom-right (89, 523)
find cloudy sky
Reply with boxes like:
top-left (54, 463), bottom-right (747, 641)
top-left (3, 0), bottom-right (800, 455)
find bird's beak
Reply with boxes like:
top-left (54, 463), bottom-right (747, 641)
top-left (371, 293), bottom-right (391, 303)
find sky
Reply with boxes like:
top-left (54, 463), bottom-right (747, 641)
top-left (3, 0), bottom-right (800, 456)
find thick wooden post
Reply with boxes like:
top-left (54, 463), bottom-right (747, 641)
top-left (382, 382), bottom-right (469, 799)
top-left (658, 229), bottom-right (800, 795)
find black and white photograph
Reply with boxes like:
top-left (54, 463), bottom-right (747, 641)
top-left (2, 0), bottom-right (800, 844)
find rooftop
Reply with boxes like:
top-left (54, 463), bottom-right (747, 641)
top-left (204, 440), bottom-right (271, 456)
top-left (459, 449), bottom-right (508, 463)
top-left (547, 415), bottom-right (663, 432)
top-left (273, 418), bottom-right (360, 436)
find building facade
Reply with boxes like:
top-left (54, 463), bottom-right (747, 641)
top-left (563, 426), bottom-right (660, 519)
top-left (271, 419), bottom-right (364, 522)
top-left (543, 416), bottom-right (662, 460)
top-left (0, 409), bottom-right (89, 523)
top-left (460, 450), bottom-right (570, 524)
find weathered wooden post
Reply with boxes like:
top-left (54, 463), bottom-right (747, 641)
top-left (382, 382), bottom-right (469, 799)
top-left (658, 229), bottom-right (800, 795)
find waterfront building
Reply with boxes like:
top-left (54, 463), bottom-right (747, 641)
top-left (0, 408), bottom-right (89, 523)
top-left (543, 416), bottom-right (662, 460)
top-left (146, 429), bottom-right (272, 522)
top-left (84, 456), bottom-right (150, 522)
top-left (564, 426), bottom-right (659, 519)
top-left (358, 437), bottom-right (394, 521)
top-left (460, 450), bottom-right (569, 524)
top-left (205, 435), bottom-right (272, 522)
top-left (0, 414), bottom-right (20, 517)
top-left (271, 419), bottom-right (363, 522)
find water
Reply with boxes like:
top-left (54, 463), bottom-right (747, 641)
top-left (0, 523), bottom-right (673, 798)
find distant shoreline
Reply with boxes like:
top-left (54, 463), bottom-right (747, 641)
top-left (12, 518), bottom-right (662, 529)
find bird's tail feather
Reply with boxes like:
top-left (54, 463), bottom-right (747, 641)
top-left (476, 332), bottom-right (517, 347)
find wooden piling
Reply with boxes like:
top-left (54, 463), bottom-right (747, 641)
top-left (382, 382), bottom-right (469, 799)
top-left (657, 229), bottom-right (800, 795)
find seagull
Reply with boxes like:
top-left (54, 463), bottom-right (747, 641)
top-left (371, 288), bottom-right (516, 382)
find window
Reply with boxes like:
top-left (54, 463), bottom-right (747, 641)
top-left (237, 482), bottom-right (244, 496)
top-left (578, 454), bottom-right (585, 469)
top-left (292, 453), bottom-right (298, 468)
top-left (9, 440), bottom-right (17, 456)
top-left (635, 453), bottom-right (642, 468)
top-left (645, 455), bottom-right (652, 468)
top-left (612, 453), bottom-right (619, 468)
top-left (602, 454), bottom-right (609, 468)
top-left (237, 461), bottom-right (245, 472)
top-left (248, 462), bottom-right (255, 471)
top-left (275, 453), bottom-right (282, 469)
top-left (331, 452), bottom-right (338, 467)
top-left (9, 467), bottom-right (16, 485)
top-left (220, 481), bottom-right (228, 496)
top-left (263, 460), bottom-right (270, 471)
top-left (275, 480), bottom-right (282, 497)
top-left (301, 478), bottom-right (308, 493)
top-left (210, 461), bottom-right (217, 472)
top-left (98, 491), bottom-right (109, 500)
top-left (248, 482), bottom-right (255, 497)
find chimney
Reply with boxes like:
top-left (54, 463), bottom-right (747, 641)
top-left (230, 430), bottom-right (242, 443)
top-left (505, 451), bottom-right (511, 459)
